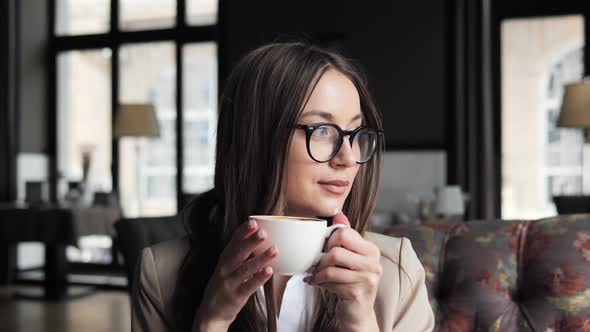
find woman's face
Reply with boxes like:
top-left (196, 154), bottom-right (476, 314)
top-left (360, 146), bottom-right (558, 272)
top-left (284, 69), bottom-right (363, 218)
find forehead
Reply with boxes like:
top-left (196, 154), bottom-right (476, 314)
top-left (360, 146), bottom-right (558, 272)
top-left (301, 69), bottom-right (362, 122)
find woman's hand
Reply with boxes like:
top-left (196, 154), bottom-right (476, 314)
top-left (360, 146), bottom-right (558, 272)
top-left (304, 212), bottom-right (382, 332)
top-left (193, 219), bottom-right (278, 332)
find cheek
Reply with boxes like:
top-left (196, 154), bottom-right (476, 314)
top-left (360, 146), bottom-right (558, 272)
top-left (285, 137), bottom-right (319, 199)
top-left (286, 137), bottom-right (316, 184)
top-left (289, 135), bottom-right (309, 162)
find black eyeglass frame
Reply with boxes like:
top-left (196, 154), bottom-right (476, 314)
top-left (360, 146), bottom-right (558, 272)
top-left (295, 123), bottom-right (383, 164)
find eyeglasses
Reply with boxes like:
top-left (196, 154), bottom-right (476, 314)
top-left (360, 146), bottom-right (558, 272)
top-left (295, 123), bottom-right (382, 164)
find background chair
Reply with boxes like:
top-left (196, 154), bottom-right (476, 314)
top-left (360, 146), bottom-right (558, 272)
top-left (114, 216), bottom-right (185, 290)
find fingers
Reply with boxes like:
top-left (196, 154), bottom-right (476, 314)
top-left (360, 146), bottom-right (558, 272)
top-left (236, 219), bottom-right (259, 241)
top-left (236, 266), bottom-right (273, 297)
top-left (332, 211), bottom-right (351, 227)
top-left (315, 247), bottom-right (380, 273)
top-left (219, 220), bottom-right (267, 275)
top-left (200, 220), bottom-right (276, 325)
top-left (306, 266), bottom-right (358, 285)
top-left (326, 227), bottom-right (380, 257)
top-left (305, 267), bottom-right (381, 295)
top-left (231, 245), bottom-right (278, 283)
top-left (311, 274), bottom-right (374, 301)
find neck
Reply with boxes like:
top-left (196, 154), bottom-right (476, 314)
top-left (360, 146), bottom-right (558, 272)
top-left (284, 208), bottom-right (316, 219)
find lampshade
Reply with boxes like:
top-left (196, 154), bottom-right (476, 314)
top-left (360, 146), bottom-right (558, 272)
top-left (113, 103), bottom-right (160, 138)
top-left (558, 82), bottom-right (590, 128)
top-left (434, 185), bottom-right (465, 216)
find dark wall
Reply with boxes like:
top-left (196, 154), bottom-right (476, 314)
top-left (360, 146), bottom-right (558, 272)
top-left (345, 2), bottom-right (447, 149)
top-left (18, 0), bottom-right (48, 153)
top-left (0, 0), bottom-right (18, 201)
top-left (497, 0), bottom-right (589, 18)
top-left (220, 0), bottom-right (447, 149)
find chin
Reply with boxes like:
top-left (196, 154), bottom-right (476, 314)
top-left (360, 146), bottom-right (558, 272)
top-left (287, 191), bottom-right (348, 218)
top-left (308, 199), bottom-right (345, 218)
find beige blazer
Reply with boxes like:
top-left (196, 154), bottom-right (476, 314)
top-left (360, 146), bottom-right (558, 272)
top-left (131, 232), bottom-right (435, 331)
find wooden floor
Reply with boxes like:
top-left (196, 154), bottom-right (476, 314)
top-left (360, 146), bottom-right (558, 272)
top-left (0, 286), bottom-right (130, 332)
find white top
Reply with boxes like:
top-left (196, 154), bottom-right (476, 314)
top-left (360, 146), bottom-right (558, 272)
top-left (260, 274), bottom-right (316, 332)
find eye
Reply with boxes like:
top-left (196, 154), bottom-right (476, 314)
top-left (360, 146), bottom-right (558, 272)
top-left (312, 126), bottom-right (332, 137)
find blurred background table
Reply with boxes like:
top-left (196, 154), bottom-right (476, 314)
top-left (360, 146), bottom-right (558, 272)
top-left (0, 204), bottom-right (120, 300)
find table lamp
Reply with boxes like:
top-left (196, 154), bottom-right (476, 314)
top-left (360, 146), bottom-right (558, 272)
top-left (434, 185), bottom-right (465, 217)
top-left (113, 104), bottom-right (160, 138)
top-left (114, 103), bottom-right (160, 215)
top-left (559, 81), bottom-right (590, 129)
top-left (558, 81), bottom-right (590, 194)
top-left (552, 81), bottom-right (590, 214)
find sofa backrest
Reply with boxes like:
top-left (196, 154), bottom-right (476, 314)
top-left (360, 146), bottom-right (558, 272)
top-left (384, 214), bottom-right (590, 331)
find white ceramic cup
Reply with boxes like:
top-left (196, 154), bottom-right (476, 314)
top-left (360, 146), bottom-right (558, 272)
top-left (249, 215), bottom-right (347, 276)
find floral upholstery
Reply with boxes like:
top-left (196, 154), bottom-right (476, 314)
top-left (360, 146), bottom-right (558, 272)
top-left (383, 214), bottom-right (590, 332)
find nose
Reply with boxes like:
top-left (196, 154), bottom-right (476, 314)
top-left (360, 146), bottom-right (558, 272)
top-left (329, 139), bottom-right (357, 168)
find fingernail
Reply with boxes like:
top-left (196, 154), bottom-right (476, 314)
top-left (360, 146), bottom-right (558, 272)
top-left (264, 266), bottom-right (273, 275)
top-left (257, 229), bottom-right (266, 240)
top-left (249, 219), bottom-right (257, 229)
top-left (266, 245), bottom-right (278, 256)
top-left (333, 207), bottom-right (340, 215)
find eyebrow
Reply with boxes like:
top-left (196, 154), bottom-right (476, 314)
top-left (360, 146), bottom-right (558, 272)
top-left (300, 110), bottom-right (364, 123)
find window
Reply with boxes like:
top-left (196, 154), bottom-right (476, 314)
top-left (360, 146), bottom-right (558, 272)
top-left (545, 47), bottom-right (585, 196)
top-left (119, 0), bottom-right (176, 31)
top-left (187, 0), bottom-right (218, 25)
top-left (501, 15), bottom-right (585, 219)
top-left (119, 42), bottom-right (177, 216)
top-left (55, 0), bottom-right (110, 36)
top-left (183, 42), bottom-right (217, 194)
top-left (57, 49), bottom-right (112, 198)
top-left (53, 1), bottom-right (219, 219)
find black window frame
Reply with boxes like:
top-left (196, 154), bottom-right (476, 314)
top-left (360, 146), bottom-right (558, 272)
top-left (48, 0), bottom-right (220, 212)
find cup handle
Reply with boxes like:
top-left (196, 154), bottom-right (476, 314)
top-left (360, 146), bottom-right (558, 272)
top-left (309, 224), bottom-right (348, 270)
top-left (324, 223), bottom-right (347, 239)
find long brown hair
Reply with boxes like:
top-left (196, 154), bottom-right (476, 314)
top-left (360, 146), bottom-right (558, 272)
top-left (173, 42), bottom-right (384, 332)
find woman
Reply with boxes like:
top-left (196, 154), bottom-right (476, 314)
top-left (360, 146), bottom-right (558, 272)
top-left (132, 42), bottom-right (434, 332)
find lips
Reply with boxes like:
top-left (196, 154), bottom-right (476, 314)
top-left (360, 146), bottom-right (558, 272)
top-left (318, 179), bottom-right (350, 195)
top-left (319, 180), bottom-right (349, 186)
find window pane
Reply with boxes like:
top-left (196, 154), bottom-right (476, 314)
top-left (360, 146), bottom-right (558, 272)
top-left (120, 0), bottom-right (176, 31)
top-left (119, 42), bottom-right (176, 217)
top-left (501, 15), bottom-right (585, 219)
top-left (57, 49), bottom-right (112, 200)
top-left (187, 0), bottom-right (218, 26)
top-left (183, 43), bottom-right (217, 194)
top-left (55, 0), bottom-right (110, 36)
